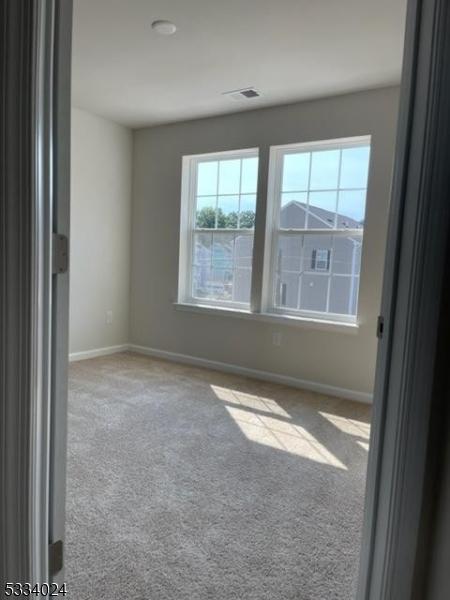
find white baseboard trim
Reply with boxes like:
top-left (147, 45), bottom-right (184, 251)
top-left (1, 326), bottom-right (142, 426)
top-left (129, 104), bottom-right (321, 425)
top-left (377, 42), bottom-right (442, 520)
top-left (128, 344), bottom-right (373, 404)
top-left (69, 344), bottom-right (129, 362)
top-left (69, 343), bottom-right (373, 403)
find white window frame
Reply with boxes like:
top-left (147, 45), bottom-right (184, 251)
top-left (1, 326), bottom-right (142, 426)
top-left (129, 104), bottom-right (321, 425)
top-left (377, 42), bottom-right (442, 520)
top-left (178, 147), bottom-right (259, 310)
top-left (312, 248), bottom-right (331, 271)
top-left (262, 136), bottom-right (371, 324)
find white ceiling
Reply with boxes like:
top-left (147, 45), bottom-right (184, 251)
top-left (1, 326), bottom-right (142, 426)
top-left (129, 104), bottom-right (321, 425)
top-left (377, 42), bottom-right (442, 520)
top-left (72, 0), bottom-right (407, 129)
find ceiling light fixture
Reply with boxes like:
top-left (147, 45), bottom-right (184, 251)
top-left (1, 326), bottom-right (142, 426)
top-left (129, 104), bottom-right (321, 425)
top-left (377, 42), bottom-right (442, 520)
top-left (151, 20), bottom-right (177, 36)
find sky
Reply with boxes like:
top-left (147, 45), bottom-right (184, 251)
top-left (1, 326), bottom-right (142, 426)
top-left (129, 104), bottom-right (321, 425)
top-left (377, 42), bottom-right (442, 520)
top-left (195, 146), bottom-right (370, 223)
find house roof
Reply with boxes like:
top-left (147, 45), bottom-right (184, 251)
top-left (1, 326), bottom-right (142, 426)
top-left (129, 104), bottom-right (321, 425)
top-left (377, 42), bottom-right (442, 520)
top-left (281, 200), bottom-right (363, 229)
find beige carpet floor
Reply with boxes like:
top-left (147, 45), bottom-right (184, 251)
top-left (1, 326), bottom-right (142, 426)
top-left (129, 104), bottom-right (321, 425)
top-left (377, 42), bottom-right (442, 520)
top-left (66, 352), bottom-right (371, 600)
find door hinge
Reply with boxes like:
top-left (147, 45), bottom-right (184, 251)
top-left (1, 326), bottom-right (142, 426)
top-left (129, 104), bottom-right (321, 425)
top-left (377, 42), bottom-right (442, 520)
top-left (49, 540), bottom-right (64, 576)
top-left (377, 315), bottom-right (384, 339)
top-left (52, 233), bottom-right (68, 274)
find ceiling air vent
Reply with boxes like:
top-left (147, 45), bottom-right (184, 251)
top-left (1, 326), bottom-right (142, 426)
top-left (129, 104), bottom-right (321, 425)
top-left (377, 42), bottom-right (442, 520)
top-left (223, 87), bottom-right (261, 101)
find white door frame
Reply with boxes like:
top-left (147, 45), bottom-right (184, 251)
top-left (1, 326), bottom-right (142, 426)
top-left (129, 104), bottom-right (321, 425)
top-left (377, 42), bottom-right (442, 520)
top-left (0, 0), bottom-right (72, 584)
top-left (357, 0), bottom-right (450, 597)
top-left (48, 0), bottom-right (72, 585)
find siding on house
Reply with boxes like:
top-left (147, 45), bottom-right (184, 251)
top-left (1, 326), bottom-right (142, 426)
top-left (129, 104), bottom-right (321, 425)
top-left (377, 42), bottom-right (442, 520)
top-left (193, 201), bottom-right (362, 315)
top-left (275, 202), bottom-right (362, 315)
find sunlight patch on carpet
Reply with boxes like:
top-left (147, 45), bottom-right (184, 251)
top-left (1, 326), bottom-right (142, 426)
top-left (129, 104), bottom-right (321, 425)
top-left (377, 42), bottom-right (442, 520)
top-left (211, 384), bottom-right (292, 417)
top-left (225, 405), bottom-right (348, 469)
top-left (320, 411), bottom-right (371, 439)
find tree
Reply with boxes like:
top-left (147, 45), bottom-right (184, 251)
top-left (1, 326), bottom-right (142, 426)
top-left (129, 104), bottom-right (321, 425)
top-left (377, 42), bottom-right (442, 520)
top-left (238, 210), bottom-right (255, 228)
top-left (196, 207), bottom-right (225, 228)
top-left (224, 212), bottom-right (238, 228)
top-left (196, 207), bottom-right (255, 229)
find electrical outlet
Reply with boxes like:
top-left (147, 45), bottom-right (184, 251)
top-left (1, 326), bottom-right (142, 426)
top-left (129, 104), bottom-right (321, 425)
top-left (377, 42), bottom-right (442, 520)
top-left (272, 331), bottom-right (282, 347)
top-left (106, 310), bottom-right (113, 324)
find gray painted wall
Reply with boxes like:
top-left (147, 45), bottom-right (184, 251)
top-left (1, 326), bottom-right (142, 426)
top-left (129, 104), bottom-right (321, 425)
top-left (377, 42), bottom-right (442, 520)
top-left (130, 87), bottom-right (400, 396)
top-left (70, 108), bottom-right (132, 354)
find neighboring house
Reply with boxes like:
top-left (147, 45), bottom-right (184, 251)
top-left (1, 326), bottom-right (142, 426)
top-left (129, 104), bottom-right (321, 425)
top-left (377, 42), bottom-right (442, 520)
top-left (193, 201), bottom-right (363, 316)
top-left (276, 201), bottom-right (363, 316)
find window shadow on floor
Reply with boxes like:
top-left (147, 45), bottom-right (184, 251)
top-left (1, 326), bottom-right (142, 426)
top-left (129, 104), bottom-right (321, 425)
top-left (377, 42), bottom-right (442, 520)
top-left (66, 352), bottom-right (372, 600)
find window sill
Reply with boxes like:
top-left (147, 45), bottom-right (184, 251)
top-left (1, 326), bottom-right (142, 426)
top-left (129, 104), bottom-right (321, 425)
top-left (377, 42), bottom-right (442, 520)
top-left (173, 302), bottom-right (359, 334)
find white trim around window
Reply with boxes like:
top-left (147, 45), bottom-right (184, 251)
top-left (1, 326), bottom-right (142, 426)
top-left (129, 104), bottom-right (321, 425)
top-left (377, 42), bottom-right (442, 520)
top-left (262, 136), bottom-right (371, 325)
top-left (178, 147), bottom-right (259, 309)
top-left (178, 137), bottom-right (371, 328)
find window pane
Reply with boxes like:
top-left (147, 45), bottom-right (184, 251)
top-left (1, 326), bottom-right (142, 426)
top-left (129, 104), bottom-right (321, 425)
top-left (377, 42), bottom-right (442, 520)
top-left (300, 274), bottom-right (328, 312)
top-left (238, 210), bottom-right (255, 229)
top-left (310, 149), bottom-right (340, 190)
top-left (337, 190), bottom-right (366, 227)
top-left (312, 249), bottom-right (331, 271)
top-left (186, 152), bottom-right (257, 307)
top-left (239, 194), bottom-right (256, 229)
top-left (197, 161), bottom-right (218, 195)
top-left (195, 156), bottom-right (258, 232)
top-left (274, 234), bottom-right (335, 311)
top-left (279, 147), bottom-right (369, 231)
top-left (273, 232), bottom-right (362, 317)
top-left (241, 157), bottom-right (258, 193)
top-left (307, 191), bottom-right (337, 229)
top-left (211, 269), bottom-right (234, 300)
top-left (276, 272), bottom-right (300, 309)
top-left (350, 276), bottom-right (359, 314)
top-left (269, 140), bottom-right (370, 320)
top-left (277, 234), bottom-right (302, 273)
top-left (192, 232), bottom-right (253, 304)
top-left (192, 266), bottom-right (212, 299)
top-left (192, 232), bottom-right (212, 300)
top-left (235, 234), bottom-right (254, 268)
top-left (217, 195), bottom-right (239, 229)
top-left (218, 159), bottom-right (240, 194)
top-left (340, 146), bottom-right (370, 189)
top-left (196, 196), bottom-right (217, 228)
top-left (329, 275), bottom-right (356, 315)
top-left (240, 194), bottom-right (256, 212)
top-left (217, 195), bottom-right (239, 215)
top-left (333, 236), bottom-right (362, 275)
top-left (233, 268), bottom-right (252, 303)
top-left (302, 234), bottom-right (333, 273)
top-left (282, 153), bottom-right (310, 192)
top-left (212, 233), bottom-right (234, 270)
top-left (193, 232), bottom-right (212, 268)
top-left (281, 192), bottom-right (308, 208)
top-left (280, 193), bottom-right (308, 227)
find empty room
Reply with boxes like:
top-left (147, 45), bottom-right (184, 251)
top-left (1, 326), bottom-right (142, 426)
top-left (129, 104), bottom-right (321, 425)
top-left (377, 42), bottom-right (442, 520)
top-left (67, 1), bottom-right (407, 598)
